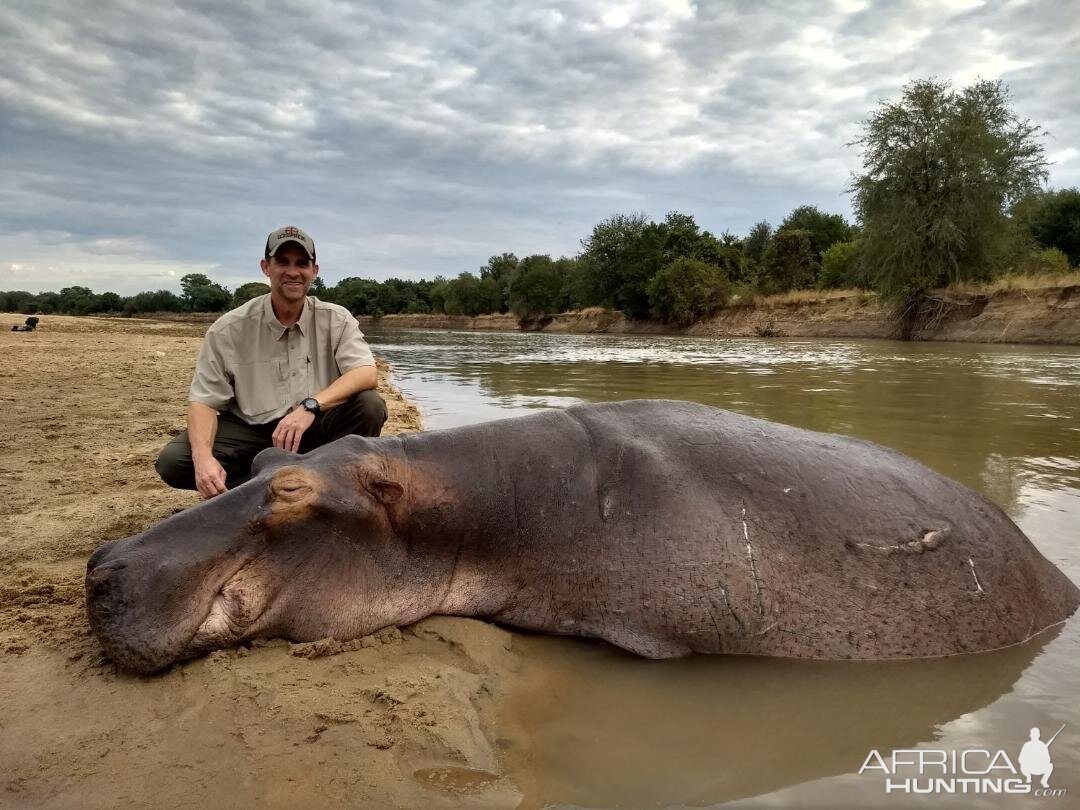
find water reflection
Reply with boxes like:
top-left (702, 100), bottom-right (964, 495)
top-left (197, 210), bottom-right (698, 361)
top-left (503, 628), bottom-right (1060, 808)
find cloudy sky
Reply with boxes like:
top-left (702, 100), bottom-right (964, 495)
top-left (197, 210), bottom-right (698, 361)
top-left (1, 0), bottom-right (1077, 295)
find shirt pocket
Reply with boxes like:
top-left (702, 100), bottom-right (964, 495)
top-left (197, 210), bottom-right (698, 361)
top-left (231, 360), bottom-right (288, 420)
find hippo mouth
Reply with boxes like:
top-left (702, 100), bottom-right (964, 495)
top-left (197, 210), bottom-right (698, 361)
top-left (188, 556), bottom-right (275, 654)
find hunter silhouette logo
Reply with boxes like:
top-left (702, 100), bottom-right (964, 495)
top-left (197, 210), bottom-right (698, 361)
top-left (859, 723), bottom-right (1068, 797)
top-left (1019, 725), bottom-right (1064, 789)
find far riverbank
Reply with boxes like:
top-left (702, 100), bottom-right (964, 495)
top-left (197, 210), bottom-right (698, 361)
top-left (358, 285), bottom-right (1080, 345)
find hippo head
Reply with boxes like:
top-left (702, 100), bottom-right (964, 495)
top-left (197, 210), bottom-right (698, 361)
top-left (86, 437), bottom-right (431, 674)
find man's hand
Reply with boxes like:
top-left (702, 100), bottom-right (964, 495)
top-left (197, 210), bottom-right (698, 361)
top-left (273, 406), bottom-right (316, 453)
top-left (193, 455), bottom-right (228, 500)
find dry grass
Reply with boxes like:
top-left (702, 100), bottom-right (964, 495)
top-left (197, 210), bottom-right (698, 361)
top-left (943, 270), bottom-right (1080, 295)
top-left (744, 288), bottom-right (877, 307)
top-left (562, 306), bottom-right (610, 317)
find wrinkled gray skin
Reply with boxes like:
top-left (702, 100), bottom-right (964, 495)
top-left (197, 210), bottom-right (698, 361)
top-left (87, 400), bottom-right (1080, 674)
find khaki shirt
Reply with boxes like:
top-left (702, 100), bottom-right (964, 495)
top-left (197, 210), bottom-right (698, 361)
top-left (189, 294), bottom-right (375, 425)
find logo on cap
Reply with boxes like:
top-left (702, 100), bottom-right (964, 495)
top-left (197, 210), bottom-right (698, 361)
top-left (266, 225), bottom-right (315, 259)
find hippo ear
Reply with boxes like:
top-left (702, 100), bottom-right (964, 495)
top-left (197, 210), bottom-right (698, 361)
top-left (369, 479), bottom-right (404, 505)
top-left (252, 446), bottom-right (294, 477)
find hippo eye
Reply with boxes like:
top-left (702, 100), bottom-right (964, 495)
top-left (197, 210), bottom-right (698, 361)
top-left (268, 467), bottom-right (318, 503)
top-left (271, 479), bottom-right (311, 502)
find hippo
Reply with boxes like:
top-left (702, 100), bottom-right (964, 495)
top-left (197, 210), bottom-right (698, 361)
top-left (86, 400), bottom-right (1079, 674)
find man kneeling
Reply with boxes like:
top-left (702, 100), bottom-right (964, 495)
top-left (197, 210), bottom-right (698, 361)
top-left (156, 225), bottom-right (387, 499)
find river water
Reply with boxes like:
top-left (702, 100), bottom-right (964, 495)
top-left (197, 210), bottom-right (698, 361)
top-left (367, 327), bottom-right (1080, 809)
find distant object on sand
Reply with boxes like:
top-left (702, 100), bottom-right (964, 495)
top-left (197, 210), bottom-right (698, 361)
top-left (11, 317), bottom-right (39, 332)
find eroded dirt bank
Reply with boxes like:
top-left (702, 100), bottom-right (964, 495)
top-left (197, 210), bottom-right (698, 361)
top-left (359, 285), bottom-right (1080, 344)
top-left (0, 315), bottom-right (524, 808)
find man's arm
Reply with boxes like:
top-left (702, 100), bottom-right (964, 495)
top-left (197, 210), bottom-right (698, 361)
top-left (271, 365), bottom-right (377, 452)
top-left (314, 364), bottom-right (377, 409)
top-left (188, 401), bottom-right (228, 498)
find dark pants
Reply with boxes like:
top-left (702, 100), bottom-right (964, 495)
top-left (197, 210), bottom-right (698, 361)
top-left (156, 390), bottom-right (388, 490)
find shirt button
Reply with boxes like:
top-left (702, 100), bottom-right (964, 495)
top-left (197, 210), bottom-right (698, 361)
top-left (291, 371), bottom-right (297, 377)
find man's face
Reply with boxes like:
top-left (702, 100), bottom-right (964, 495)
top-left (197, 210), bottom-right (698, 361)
top-left (260, 243), bottom-right (319, 303)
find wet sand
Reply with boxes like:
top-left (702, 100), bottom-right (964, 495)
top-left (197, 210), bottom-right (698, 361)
top-left (0, 315), bottom-right (523, 808)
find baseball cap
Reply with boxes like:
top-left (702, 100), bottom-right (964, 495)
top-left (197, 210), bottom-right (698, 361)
top-left (265, 225), bottom-right (316, 260)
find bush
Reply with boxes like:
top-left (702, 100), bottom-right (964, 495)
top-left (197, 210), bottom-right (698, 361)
top-left (233, 282), bottom-right (271, 306)
top-left (647, 257), bottom-right (731, 325)
top-left (1017, 247), bottom-right (1071, 276)
top-left (819, 240), bottom-right (863, 289)
top-left (1026, 189), bottom-right (1080, 266)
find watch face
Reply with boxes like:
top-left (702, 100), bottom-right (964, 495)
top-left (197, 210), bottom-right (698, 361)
top-left (303, 398), bottom-right (319, 411)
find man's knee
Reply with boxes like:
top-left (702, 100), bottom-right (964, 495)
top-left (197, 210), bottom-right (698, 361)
top-left (155, 436), bottom-right (196, 490)
top-left (354, 389), bottom-right (388, 435)
top-left (319, 389), bottom-right (388, 442)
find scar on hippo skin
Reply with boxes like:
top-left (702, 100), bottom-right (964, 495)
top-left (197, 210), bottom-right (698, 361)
top-left (968, 557), bottom-right (986, 596)
top-left (741, 507), bottom-right (766, 618)
top-left (846, 527), bottom-right (951, 556)
top-left (265, 466), bottom-right (325, 528)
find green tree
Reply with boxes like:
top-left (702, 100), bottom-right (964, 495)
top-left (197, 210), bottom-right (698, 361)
top-left (852, 78), bottom-right (1048, 298)
top-left (331, 277), bottom-right (381, 315)
top-left (819, 240), bottom-right (864, 289)
top-left (647, 258), bottom-right (731, 325)
top-left (31, 293), bottom-right (61, 315)
top-left (1017, 188), bottom-right (1080, 266)
top-left (508, 255), bottom-right (567, 318)
top-left (579, 211), bottom-right (739, 318)
top-left (777, 205), bottom-right (854, 262)
top-left (759, 229), bottom-right (817, 294)
top-left (479, 253), bottom-right (518, 312)
top-left (442, 272), bottom-right (501, 316)
top-left (122, 290), bottom-right (184, 314)
top-left (0, 291), bottom-right (36, 312)
top-left (744, 221), bottom-right (772, 271)
top-left (233, 282), bottom-right (271, 306)
top-left (180, 273), bottom-right (232, 312)
top-left (95, 291), bottom-right (123, 312)
top-left (58, 286), bottom-right (96, 315)
top-left (428, 276), bottom-right (449, 313)
top-left (578, 212), bottom-right (651, 312)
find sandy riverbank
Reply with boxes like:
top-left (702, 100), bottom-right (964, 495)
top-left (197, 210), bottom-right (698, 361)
top-left (0, 315), bottom-right (527, 808)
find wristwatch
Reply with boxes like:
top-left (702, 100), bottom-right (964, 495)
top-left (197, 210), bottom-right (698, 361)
top-left (300, 397), bottom-right (321, 417)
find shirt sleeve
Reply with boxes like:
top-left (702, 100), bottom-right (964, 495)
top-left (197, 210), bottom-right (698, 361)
top-left (334, 315), bottom-right (376, 372)
top-left (188, 330), bottom-right (234, 410)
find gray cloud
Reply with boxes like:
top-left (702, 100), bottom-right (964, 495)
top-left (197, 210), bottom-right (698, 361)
top-left (0, 0), bottom-right (1076, 294)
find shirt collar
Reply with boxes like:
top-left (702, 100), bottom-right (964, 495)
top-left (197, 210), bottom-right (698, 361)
top-left (262, 293), bottom-right (311, 338)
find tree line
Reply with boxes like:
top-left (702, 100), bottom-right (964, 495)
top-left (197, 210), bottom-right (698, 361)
top-left (3, 79), bottom-right (1077, 326)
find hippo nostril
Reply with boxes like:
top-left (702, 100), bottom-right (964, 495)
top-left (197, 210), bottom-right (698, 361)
top-left (86, 561), bottom-right (127, 585)
top-left (87, 540), bottom-right (122, 572)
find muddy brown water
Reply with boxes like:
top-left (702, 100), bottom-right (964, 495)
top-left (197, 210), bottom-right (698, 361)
top-left (368, 327), bottom-right (1080, 809)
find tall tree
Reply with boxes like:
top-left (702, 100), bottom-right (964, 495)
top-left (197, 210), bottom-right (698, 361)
top-left (180, 273), bottom-right (232, 312)
top-left (759, 230), bottom-right (817, 294)
top-left (744, 221), bottom-right (772, 269)
top-left (507, 255), bottom-right (567, 318)
top-left (578, 212), bottom-right (651, 313)
top-left (777, 205), bottom-right (853, 261)
top-left (852, 78), bottom-right (1048, 297)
